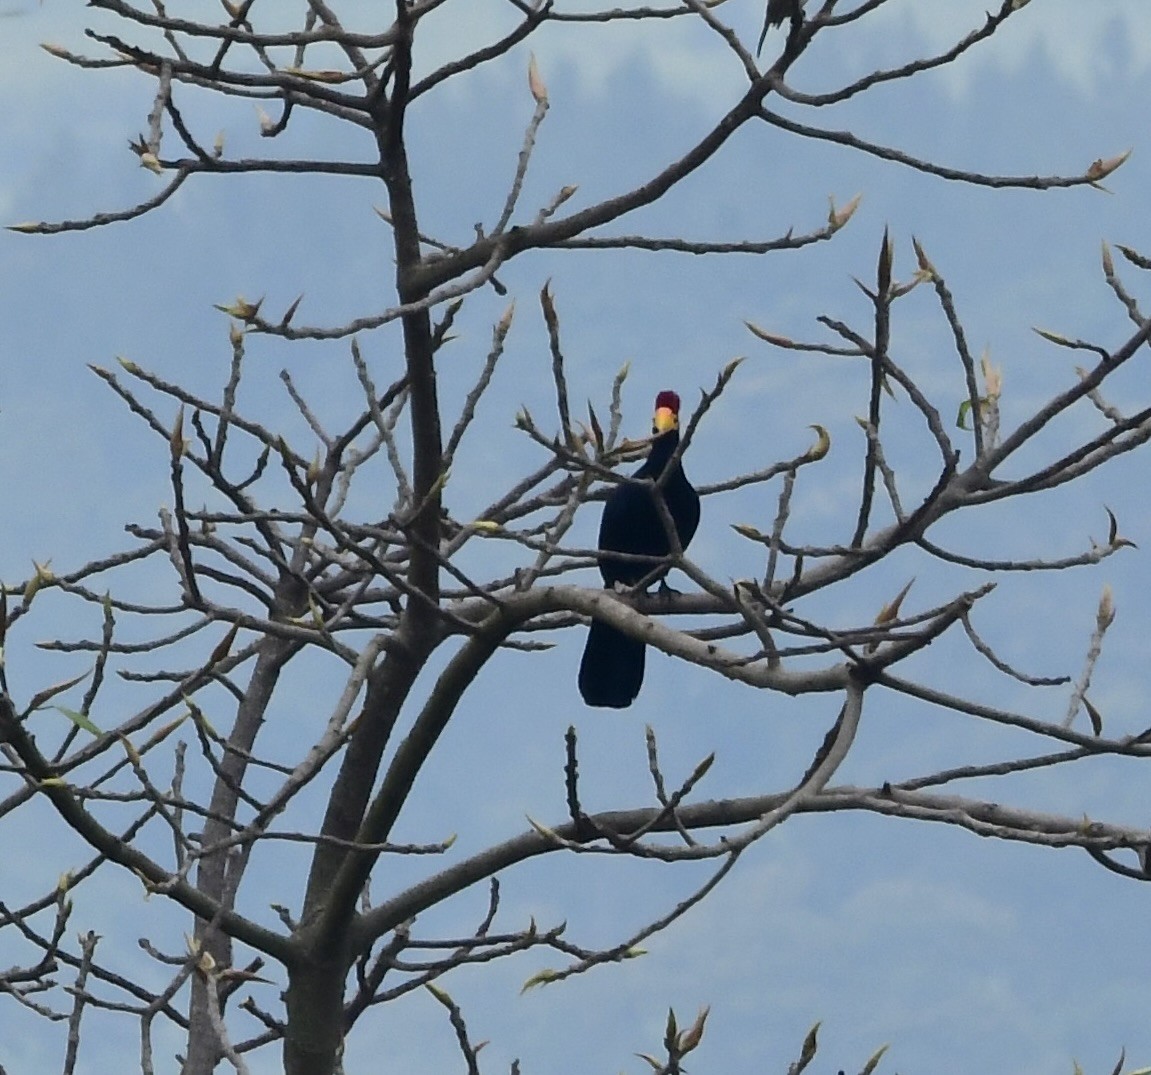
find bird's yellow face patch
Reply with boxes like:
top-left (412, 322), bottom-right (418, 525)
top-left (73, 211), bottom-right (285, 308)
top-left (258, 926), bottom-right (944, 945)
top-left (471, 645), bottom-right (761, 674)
top-left (652, 406), bottom-right (678, 435)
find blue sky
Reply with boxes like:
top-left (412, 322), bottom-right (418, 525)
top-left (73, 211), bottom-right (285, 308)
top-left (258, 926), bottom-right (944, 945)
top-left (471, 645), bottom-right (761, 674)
top-left (3, 2), bottom-right (1151, 1072)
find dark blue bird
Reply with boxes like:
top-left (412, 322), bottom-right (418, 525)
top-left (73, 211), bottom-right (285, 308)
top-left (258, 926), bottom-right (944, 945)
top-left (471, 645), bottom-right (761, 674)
top-left (578, 391), bottom-right (700, 709)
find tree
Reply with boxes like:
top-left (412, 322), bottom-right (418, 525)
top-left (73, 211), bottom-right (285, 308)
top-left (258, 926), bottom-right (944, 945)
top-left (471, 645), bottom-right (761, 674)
top-left (2, 2), bottom-right (1150, 1073)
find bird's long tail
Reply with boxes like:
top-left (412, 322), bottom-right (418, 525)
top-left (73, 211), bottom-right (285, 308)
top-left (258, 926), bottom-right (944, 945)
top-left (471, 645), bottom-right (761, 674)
top-left (578, 618), bottom-right (646, 709)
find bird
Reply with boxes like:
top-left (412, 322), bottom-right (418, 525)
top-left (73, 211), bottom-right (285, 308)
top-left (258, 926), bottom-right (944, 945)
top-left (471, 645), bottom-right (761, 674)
top-left (757, 0), bottom-right (804, 54)
top-left (578, 390), bottom-right (701, 708)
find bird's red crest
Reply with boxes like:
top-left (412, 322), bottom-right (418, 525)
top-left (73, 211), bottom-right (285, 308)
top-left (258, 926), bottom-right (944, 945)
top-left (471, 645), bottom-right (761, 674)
top-left (655, 390), bottom-right (681, 414)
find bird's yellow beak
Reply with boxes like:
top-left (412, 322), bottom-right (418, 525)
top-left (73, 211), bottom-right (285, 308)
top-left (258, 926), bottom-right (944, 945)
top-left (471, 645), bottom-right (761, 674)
top-left (652, 406), bottom-right (678, 435)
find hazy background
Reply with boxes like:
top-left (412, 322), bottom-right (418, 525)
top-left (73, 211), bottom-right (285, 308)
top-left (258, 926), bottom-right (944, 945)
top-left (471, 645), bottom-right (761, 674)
top-left (2, 3), bottom-right (1151, 1072)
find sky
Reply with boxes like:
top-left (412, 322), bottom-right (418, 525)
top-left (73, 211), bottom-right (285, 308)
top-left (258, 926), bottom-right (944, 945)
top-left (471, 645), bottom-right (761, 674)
top-left (3, 2), bottom-right (1151, 1073)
